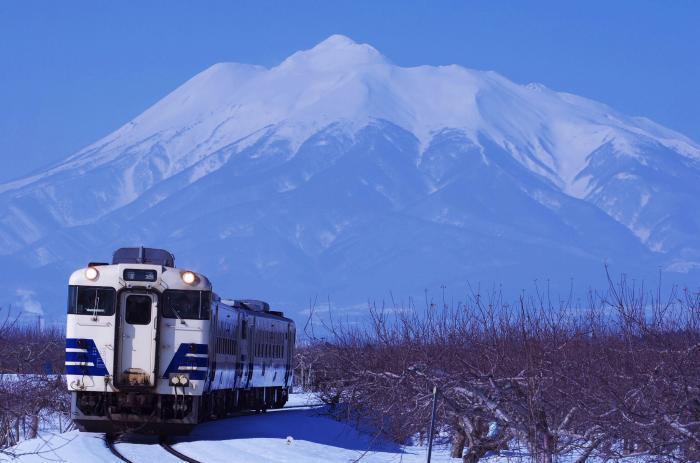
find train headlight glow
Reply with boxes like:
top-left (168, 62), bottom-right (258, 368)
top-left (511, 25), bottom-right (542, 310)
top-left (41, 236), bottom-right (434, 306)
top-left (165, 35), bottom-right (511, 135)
top-left (84, 267), bottom-right (99, 281)
top-left (171, 375), bottom-right (181, 385)
top-left (181, 271), bottom-right (197, 285)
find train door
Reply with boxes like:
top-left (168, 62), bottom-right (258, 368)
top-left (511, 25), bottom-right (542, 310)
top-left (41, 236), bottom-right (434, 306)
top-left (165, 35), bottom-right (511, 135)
top-left (209, 303), bottom-right (219, 388)
top-left (117, 291), bottom-right (158, 387)
top-left (284, 323), bottom-right (294, 387)
top-left (234, 312), bottom-right (243, 387)
top-left (246, 316), bottom-right (255, 388)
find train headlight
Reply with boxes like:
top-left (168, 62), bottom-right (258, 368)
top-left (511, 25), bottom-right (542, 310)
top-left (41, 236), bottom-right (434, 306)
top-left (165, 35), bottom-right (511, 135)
top-left (181, 271), bottom-right (197, 285)
top-left (170, 374), bottom-right (189, 387)
top-left (85, 267), bottom-right (99, 281)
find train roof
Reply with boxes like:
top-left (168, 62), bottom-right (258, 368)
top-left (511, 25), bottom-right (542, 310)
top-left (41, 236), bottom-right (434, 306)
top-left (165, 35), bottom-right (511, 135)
top-left (217, 296), bottom-right (293, 323)
top-left (112, 247), bottom-right (175, 267)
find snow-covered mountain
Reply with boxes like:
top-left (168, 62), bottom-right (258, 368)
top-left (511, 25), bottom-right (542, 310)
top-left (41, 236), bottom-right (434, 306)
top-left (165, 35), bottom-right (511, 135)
top-left (2, 35), bottom-right (700, 320)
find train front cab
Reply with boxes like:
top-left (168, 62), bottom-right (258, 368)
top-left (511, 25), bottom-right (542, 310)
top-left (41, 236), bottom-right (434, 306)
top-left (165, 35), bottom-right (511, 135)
top-left (67, 264), bottom-right (212, 434)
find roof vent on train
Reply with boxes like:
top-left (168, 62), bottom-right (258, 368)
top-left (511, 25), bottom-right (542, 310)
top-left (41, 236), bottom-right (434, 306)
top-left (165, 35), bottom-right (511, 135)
top-left (112, 247), bottom-right (175, 267)
top-left (234, 299), bottom-right (270, 312)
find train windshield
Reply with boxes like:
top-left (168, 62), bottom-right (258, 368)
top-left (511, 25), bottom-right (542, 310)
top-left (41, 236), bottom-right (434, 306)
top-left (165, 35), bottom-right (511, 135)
top-left (162, 290), bottom-right (211, 320)
top-left (67, 285), bottom-right (116, 316)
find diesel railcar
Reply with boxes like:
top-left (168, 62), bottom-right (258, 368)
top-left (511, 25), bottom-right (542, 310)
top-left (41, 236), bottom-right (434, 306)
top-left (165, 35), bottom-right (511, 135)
top-left (65, 247), bottom-right (295, 434)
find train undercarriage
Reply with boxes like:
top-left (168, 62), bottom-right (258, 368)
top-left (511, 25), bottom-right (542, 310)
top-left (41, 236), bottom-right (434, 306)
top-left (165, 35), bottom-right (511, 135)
top-left (72, 387), bottom-right (290, 434)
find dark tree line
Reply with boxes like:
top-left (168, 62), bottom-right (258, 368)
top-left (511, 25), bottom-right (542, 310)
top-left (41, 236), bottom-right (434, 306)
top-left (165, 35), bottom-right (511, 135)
top-left (297, 274), bottom-right (700, 462)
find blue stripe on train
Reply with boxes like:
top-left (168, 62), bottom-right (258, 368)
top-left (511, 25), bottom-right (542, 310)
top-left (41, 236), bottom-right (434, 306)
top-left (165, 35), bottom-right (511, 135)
top-left (65, 338), bottom-right (109, 376)
top-left (162, 343), bottom-right (208, 380)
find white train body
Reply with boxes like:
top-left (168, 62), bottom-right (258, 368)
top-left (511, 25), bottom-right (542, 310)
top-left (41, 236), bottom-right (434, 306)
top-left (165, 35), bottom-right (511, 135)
top-left (65, 248), bottom-right (295, 434)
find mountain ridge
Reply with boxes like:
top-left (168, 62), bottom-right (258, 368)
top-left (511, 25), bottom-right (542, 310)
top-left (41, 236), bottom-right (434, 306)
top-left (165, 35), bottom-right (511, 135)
top-left (2, 35), bottom-right (699, 319)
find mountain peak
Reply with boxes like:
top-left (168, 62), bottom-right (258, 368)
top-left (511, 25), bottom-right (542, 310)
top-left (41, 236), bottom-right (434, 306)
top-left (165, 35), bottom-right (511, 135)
top-left (315, 34), bottom-right (359, 48)
top-left (280, 34), bottom-right (385, 71)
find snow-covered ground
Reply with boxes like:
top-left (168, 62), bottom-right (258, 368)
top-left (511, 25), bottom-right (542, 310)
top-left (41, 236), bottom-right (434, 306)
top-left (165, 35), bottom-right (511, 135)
top-left (4, 392), bottom-right (650, 463)
top-left (4, 393), bottom-right (465, 463)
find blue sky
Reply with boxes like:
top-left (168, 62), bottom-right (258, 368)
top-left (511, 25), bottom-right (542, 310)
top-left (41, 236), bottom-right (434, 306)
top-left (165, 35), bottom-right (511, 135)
top-left (0, 1), bottom-right (698, 183)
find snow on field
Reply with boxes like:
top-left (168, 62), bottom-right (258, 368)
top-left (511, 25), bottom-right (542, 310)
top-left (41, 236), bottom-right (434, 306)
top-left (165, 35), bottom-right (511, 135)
top-left (4, 393), bottom-right (472, 463)
top-left (3, 392), bottom-right (650, 463)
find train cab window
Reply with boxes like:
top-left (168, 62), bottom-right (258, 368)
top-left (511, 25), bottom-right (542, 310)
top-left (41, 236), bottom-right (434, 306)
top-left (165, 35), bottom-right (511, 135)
top-left (67, 286), bottom-right (116, 316)
top-left (162, 290), bottom-right (211, 320)
top-left (125, 295), bottom-right (152, 325)
top-left (241, 320), bottom-right (247, 339)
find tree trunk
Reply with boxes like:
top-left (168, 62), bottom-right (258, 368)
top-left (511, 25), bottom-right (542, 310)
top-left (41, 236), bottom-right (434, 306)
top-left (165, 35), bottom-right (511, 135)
top-left (533, 409), bottom-right (554, 463)
top-left (29, 414), bottom-right (39, 439)
top-left (463, 447), bottom-right (483, 463)
top-left (451, 428), bottom-right (466, 458)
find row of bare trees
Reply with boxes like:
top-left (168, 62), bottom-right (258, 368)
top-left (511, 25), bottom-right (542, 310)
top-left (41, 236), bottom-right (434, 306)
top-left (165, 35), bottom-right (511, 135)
top-left (297, 273), bottom-right (700, 462)
top-left (0, 310), bottom-right (71, 454)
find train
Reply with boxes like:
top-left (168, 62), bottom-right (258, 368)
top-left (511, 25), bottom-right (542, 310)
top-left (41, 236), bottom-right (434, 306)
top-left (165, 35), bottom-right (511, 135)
top-left (65, 247), bottom-right (296, 434)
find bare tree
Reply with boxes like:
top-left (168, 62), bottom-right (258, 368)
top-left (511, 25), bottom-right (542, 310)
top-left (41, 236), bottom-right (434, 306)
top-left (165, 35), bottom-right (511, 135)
top-left (0, 308), bottom-right (70, 455)
top-left (301, 274), bottom-right (700, 462)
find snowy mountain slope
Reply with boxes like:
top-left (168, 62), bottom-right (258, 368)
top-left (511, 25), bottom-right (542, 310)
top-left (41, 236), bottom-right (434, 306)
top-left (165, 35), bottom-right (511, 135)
top-left (1, 35), bottom-right (699, 318)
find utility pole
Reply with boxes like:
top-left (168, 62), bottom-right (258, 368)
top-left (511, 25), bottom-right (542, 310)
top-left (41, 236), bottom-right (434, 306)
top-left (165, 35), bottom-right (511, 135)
top-left (427, 386), bottom-right (438, 463)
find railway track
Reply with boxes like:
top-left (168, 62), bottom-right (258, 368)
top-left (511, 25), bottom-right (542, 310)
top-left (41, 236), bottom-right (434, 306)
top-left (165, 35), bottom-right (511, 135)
top-left (104, 434), bottom-right (134, 463)
top-left (159, 438), bottom-right (202, 463)
top-left (105, 433), bottom-right (203, 463)
top-left (103, 404), bottom-right (320, 462)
